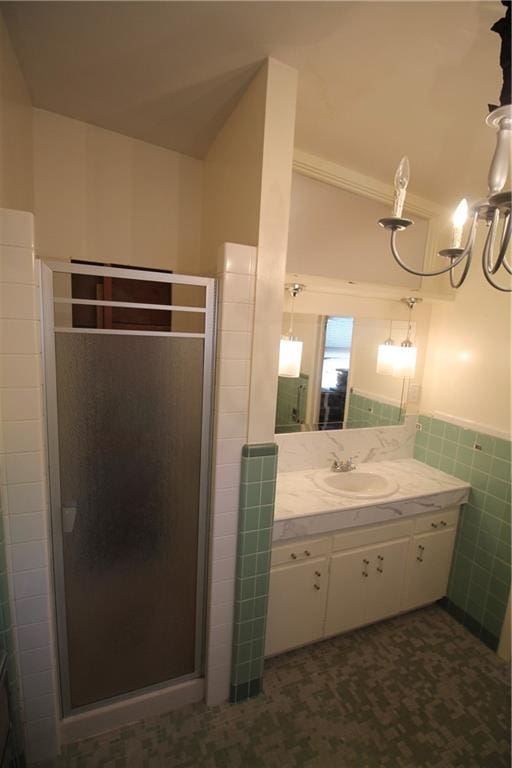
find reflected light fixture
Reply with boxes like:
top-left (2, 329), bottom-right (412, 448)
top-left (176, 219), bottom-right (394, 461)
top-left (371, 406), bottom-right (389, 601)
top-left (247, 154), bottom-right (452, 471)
top-left (376, 320), bottom-right (397, 375)
top-left (278, 283), bottom-right (305, 378)
top-left (376, 298), bottom-right (420, 378)
top-left (378, 2), bottom-right (511, 292)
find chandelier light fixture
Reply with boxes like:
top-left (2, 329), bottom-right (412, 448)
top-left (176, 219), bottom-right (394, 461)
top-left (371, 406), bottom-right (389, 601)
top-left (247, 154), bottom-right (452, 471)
top-left (278, 283), bottom-right (305, 378)
top-left (378, 2), bottom-right (511, 292)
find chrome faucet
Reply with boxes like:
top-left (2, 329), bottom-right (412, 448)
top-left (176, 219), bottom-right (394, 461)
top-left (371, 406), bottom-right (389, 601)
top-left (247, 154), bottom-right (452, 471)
top-left (330, 453), bottom-right (356, 473)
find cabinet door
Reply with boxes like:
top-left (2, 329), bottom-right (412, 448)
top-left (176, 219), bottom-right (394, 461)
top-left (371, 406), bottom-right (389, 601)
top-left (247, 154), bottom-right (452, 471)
top-left (404, 529), bottom-right (456, 610)
top-left (265, 558), bottom-right (327, 656)
top-left (365, 538), bottom-right (409, 623)
top-left (324, 549), bottom-right (369, 637)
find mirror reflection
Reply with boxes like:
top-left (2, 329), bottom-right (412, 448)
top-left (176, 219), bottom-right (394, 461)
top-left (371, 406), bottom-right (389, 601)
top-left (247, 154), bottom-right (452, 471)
top-left (275, 312), bottom-right (416, 434)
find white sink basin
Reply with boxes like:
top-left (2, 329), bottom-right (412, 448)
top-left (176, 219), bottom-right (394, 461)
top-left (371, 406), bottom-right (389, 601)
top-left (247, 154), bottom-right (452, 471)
top-left (314, 469), bottom-right (398, 499)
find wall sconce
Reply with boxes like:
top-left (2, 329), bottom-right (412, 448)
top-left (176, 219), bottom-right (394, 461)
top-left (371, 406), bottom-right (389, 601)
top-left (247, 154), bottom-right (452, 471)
top-left (278, 283), bottom-right (305, 378)
top-left (376, 298), bottom-right (420, 379)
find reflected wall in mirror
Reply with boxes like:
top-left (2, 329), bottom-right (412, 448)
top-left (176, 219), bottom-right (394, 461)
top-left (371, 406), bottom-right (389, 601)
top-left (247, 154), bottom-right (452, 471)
top-left (275, 312), bottom-right (418, 434)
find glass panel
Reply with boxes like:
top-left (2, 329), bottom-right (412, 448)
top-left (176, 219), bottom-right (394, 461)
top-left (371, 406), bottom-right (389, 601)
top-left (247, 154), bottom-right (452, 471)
top-left (55, 334), bottom-right (204, 708)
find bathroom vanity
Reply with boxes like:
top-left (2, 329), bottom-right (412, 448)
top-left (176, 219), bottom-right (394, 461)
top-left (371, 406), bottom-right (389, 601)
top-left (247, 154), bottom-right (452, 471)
top-left (265, 458), bottom-right (470, 657)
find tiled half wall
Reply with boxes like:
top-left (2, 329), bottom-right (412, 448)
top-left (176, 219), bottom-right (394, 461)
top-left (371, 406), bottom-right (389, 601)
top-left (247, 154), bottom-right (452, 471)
top-left (230, 444), bottom-right (277, 703)
top-left (346, 391), bottom-right (403, 429)
top-left (414, 415), bottom-right (511, 649)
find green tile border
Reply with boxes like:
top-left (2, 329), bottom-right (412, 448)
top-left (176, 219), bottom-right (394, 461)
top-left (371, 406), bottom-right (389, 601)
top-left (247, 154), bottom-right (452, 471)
top-left (242, 444), bottom-right (278, 458)
top-left (231, 443), bottom-right (278, 703)
top-left (415, 415), bottom-right (511, 645)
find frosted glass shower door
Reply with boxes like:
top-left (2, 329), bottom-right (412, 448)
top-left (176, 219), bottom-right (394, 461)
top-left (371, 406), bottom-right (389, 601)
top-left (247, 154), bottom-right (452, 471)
top-left (42, 263), bottom-right (215, 714)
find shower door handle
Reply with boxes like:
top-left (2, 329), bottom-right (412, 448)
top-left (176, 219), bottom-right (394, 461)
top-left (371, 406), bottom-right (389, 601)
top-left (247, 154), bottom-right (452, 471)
top-left (62, 504), bottom-right (77, 534)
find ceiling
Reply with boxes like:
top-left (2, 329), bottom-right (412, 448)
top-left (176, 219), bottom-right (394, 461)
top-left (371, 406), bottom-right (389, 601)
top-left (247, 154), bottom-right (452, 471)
top-left (1, 1), bottom-right (504, 206)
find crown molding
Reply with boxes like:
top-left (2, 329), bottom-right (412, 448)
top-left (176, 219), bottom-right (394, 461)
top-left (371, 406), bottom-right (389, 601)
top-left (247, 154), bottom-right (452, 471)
top-left (293, 149), bottom-right (446, 220)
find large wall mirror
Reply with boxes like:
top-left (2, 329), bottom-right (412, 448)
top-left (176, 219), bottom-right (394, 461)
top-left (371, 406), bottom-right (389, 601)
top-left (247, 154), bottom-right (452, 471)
top-left (275, 167), bottom-right (436, 435)
top-left (275, 312), bottom-right (417, 433)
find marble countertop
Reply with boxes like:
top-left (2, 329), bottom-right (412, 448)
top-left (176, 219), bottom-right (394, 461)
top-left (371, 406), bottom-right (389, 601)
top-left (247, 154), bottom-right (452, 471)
top-left (273, 458), bottom-right (470, 542)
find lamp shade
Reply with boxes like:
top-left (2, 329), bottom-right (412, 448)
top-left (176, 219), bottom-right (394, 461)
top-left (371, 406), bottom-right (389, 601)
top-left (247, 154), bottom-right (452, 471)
top-left (376, 343), bottom-right (417, 378)
top-left (392, 345), bottom-right (417, 378)
top-left (278, 338), bottom-right (303, 378)
top-left (376, 343), bottom-right (399, 375)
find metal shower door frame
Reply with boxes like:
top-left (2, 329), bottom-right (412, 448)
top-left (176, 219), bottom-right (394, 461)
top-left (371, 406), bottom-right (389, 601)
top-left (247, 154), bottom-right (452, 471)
top-left (40, 260), bottom-right (216, 717)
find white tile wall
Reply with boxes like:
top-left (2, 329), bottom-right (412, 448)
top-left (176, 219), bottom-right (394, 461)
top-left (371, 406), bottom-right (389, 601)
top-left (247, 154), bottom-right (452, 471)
top-left (205, 243), bottom-right (256, 706)
top-left (0, 208), bottom-right (59, 764)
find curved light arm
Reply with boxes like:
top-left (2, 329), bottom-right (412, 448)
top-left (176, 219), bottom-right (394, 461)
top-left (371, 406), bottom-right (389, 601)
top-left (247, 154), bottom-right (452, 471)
top-left (496, 212), bottom-right (511, 274)
top-left (449, 249), bottom-right (473, 289)
top-left (482, 211), bottom-right (512, 291)
top-left (481, 257), bottom-right (512, 291)
top-left (389, 212), bottom-right (477, 277)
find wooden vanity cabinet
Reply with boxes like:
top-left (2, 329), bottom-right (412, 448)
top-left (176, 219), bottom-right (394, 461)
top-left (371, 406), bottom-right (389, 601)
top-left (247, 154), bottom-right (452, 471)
top-left (266, 557), bottom-right (328, 656)
top-left (325, 538), bottom-right (410, 636)
top-left (403, 508), bottom-right (459, 610)
top-left (265, 507), bottom-right (460, 657)
top-left (265, 537), bottom-right (329, 656)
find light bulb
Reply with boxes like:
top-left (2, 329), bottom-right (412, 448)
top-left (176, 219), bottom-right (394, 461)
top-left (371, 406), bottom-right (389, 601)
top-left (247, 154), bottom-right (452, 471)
top-left (393, 156), bottom-right (410, 217)
top-left (451, 198), bottom-right (468, 248)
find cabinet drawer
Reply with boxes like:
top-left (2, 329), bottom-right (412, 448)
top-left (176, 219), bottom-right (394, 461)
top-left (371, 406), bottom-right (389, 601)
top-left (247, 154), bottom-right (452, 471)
top-left (414, 507), bottom-right (459, 534)
top-left (271, 537), bottom-right (330, 567)
top-left (332, 520), bottom-right (413, 553)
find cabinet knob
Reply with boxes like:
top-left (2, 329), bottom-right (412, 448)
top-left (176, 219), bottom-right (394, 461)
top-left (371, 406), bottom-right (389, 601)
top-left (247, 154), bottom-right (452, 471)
top-left (377, 555), bottom-right (384, 561)
top-left (313, 584), bottom-right (321, 591)
top-left (377, 567), bottom-right (383, 573)
top-left (418, 545), bottom-right (424, 550)
top-left (304, 550), bottom-right (311, 557)
top-left (362, 572), bottom-right (369, 577)
top-left (363, 559), bottom-right (369, 564)
top-left (290, 553), bottom-right (297, 560)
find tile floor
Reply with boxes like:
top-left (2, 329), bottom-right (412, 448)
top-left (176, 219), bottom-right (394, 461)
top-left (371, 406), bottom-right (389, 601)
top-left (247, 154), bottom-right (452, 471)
top-left (37, 606), bottom-right (510, 767)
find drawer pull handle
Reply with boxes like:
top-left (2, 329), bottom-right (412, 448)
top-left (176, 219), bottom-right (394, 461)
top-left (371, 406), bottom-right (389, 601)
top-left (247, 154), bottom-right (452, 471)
top-left (377, 555), bottom-right (384, 561)
top-left (314, 584), bottom-right (320, 591)
top-left (377, 567), bottom-right (383, 573)
top-left (315, 571), bottom-right (321, 577)
top-left (417, 544), bottom-right (425, 563)
top-left (440, 521), bottom-right (447, 527)
top-left (431, 522), bottom-right (438, 529)
top-left (304, 550), bottom-right (311, 557)
top-left (362, 572), bottom-right (369, 577)
top-left (363, 559), bottom-right (369, 564)
top-left (290, 553), bottom-right (297, 560)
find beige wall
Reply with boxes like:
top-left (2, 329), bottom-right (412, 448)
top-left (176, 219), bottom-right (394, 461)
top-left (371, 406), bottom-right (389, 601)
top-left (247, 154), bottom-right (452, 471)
top-left (201, 58), bottom-right (298, 443)
top-left (200, 66), bottom-right (267, 274)
top-left (0, 12), bottom-right (33, 212)
top-left (247, 59), bottom-right (298, 443)
top-left (33, 109), bottom-right (203, 273)
top-left (287, 171), bottom-right (430, 289)
top-left (420, 229), bottom-right (511, 437)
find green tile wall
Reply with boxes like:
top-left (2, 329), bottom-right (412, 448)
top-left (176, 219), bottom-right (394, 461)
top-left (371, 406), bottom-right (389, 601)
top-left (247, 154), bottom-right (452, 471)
top-left (414, 415), bottom-right (511, 649)
top-left (275, 374), bottom-right (308, 434)
top-left (346, 392), bottom-right (404, 428)
top-left (230, 443), bottom-right (278, 703)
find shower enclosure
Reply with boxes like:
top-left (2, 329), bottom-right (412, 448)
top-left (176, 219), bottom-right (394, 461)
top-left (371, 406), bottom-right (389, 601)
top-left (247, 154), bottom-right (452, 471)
top-left (41, 261), bottom-right (215, 715)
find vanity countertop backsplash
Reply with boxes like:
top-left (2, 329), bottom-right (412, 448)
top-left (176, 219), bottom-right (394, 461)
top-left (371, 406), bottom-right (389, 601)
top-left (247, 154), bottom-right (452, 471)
top-left (273, 421), bottom-right (470, 542)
